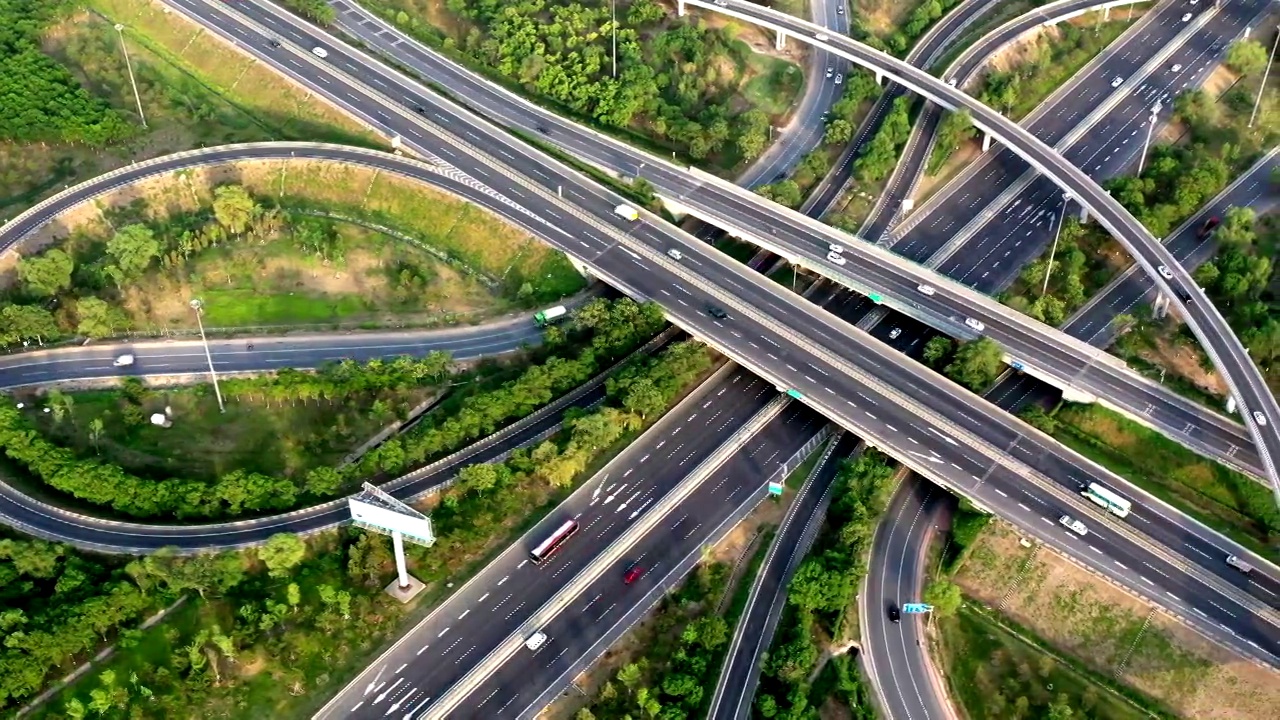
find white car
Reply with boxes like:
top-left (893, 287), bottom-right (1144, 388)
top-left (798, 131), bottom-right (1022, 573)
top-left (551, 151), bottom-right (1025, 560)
top-left (826, 250), bottom-right (847, 266)
top-left (525, 632), bottom-right (548, 651)
top-left (835, 74), bottom-right (843, 85)
top-left (1157, 265), bottom-right (1174, 279)
top-left (113, 353), bottom-right (135, 367)
top-left (1111, 76), bottom-right (1124, 88)
top-left (311, 46), bottom-right (329, 58)
top-left (917, 284), bottom-right (936, 296)
top-left (1182, 12), bottom-right (1192, 21)
top-left (888, 328), bottom-right (902, 340)
top-left (964, 317), bottom-right (984, 332)
top-left (815, 33), bottom-right (830, 41)
top-left (666, 249), bottom-right (683, 261)
top-left (826, 66), bottom-right (834, 79)
top-left (1253, 411), bottom-right (1268, 427)
top-left (1059, 515), bottom-right (1088, 536)
top-left (828, 243), bottom-right (845, 254)
top-left (1171, 63), bottom-right (1183, 73)
top-left (836, 4), bottom-right (844, 13)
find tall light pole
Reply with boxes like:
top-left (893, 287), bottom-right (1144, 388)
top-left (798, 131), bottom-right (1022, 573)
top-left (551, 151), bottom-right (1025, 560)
top-left (611, 0), bottom-right (618, 79)
top-left (1042, 194), bottom-right (1072, 296)
top-left (189, 299), bottom-right (225, 413)
top-left (114, 24), bottom-right (147, 129)
top-left (1137, 102), bottom-right (1161, 176)
top-left (1248, 25), bottom-right (1279, 128)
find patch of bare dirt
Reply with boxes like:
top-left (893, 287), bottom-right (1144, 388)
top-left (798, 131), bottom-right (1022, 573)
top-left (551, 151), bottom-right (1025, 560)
top-left (1136, 332), bottom-right (1227, 397)
top-left (912, 139), bottom-right (982, 205)
top-left (985, 25), bottom-right (1061, 75)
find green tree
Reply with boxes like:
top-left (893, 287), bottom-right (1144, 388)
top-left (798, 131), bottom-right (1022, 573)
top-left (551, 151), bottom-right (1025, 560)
top-left (756, 179), bottom-right (803, 208)
top-left (824, 118), bottom-right (854, 146)
top-left (945, 337), bottom-right (1005, 391)
top-left (1225, 39), bottom-right (1269, 76)
top-left (1, 303), bottom-right (59, 344)
top-left (928, 109), bottom-right (976, 174)
top-left (736, 109), bottom-right (770, 160)
top-left (258, 533), bottom-right (307, 578)
top-left (922, 336), bottom-right (953, 367)
top-left (212, 184), bottom-right (258, 235)
top-left (17, 249), bottom-right (74, 297)
top-left (922, 579), bottom-right (963, 617)
top-left (106, 224), bottom-right (161, 278)
top-left (75, 297), bottom-right (129, 338)
top-left (787, 556), bottom-right (849, 612)
top-left (1046, 695), bottom-right (1075, 720)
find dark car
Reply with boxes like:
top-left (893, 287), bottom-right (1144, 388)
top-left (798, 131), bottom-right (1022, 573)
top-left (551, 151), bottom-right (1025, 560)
top-left (414, 106), bottom-right (427, 114)
top-left (535, 125), bottom-right (550, 134)
top-left (1198, 216), bottom-right (1221, 239)
top-left (707, 305), bottom-right (729, 320)
top-left (268, 39), bottom-right (281, 48)
top-left (888, 604), bottom-right (901, 623)
top-left (623, 564), bottom-right (644, 584)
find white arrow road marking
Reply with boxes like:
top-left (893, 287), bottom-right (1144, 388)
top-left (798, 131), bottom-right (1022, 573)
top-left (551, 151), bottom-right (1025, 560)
top-left (926, 427), bottom-right (959, 446)
top-left (907, 450), bottom-right (943, 464)
top-left (364, 665), bottom-right (387, 696)
top-left (375, 677), bottom-right (405, 704)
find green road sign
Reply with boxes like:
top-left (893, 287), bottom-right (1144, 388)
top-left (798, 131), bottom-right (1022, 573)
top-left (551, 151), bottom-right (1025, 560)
top-left (869, 293), bottom-right (883, 303)
top-left (768, 481), bottom-right (784, 496)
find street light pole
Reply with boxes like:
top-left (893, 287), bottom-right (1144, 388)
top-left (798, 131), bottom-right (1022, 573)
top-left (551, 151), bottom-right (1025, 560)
top-left (190, 299), bottom-right (226, 413)
top-left (1248, 25), bottom-right (1279, 128)
top-left (114, 24), bottom-right (147, 129)
top-left (1042, 194), bottom-right (1071, 296)
top-left (1137, 103), bottom-right (1160, 175)
top-left (611, 0), bottom-right (618, 79)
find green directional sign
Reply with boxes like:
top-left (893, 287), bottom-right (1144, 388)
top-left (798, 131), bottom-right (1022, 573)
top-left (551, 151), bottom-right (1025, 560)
top-left (768, 481), bottom-right (784, 496)
top-left (869, 293), bottom-right (883, 303)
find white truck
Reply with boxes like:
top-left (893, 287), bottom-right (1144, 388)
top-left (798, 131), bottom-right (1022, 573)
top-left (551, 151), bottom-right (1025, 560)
top-left (614, 204), bottom-right (640, 221)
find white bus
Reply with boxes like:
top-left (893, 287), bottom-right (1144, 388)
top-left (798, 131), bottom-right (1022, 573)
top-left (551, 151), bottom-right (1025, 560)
top-left (529, 520), bottom-right (578, 564)
top-left (1082, 483), bottom-right (1131, 518)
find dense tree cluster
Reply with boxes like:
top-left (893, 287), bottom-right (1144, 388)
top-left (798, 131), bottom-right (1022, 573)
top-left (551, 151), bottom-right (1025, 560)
top-left (0, 0), bottom-right (133, 145)
top-left (0, 537), bottom-right (154, 710)
top-left (1193, 207), bottom-right (1280, 366)
top-left (941, 336), bottom-right (1005, 392)
top-left (854, 95), bottom-right (913, 182)
top-left (1106, 143), bottom-right (1231, 238)
top-left (0, 298), bottom-right (666, 519)
top-left (927, 108), bottom-right (976, 174)
top-left (368, 0), bottom-right (795, 161)
top-left (755, 451), bottom-right (896, 718)
top-left (278, 0), bottom-right (336, 25)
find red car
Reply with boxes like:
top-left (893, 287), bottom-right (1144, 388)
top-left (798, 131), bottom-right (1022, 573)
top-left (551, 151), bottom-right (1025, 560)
top-left (623, 564), bottom-right (644, 584)
top-left (1198, 216), bottom-right (1221, 239)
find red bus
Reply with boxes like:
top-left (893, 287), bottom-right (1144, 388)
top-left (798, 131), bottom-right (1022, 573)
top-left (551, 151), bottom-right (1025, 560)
top-left (529, 520), bottom-right (578, 564)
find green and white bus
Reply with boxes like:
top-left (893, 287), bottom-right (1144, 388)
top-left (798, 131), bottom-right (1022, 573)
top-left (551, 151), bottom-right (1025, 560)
top-left (1082, 483), bottom-right (1131, 518)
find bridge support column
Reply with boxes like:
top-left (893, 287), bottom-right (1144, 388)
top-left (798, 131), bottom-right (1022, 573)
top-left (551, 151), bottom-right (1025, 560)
top-left (567, 256), bottom-right (594, 280)
top-left (1104, 7), bottom-right (1110, 20)
top-left (677, 0), bottom-right (685, 16)
top-left (1078, 205), bottom-right (1090, 224)
top-left (981, 133), bottom-right (993, 152)
top-left (875, 70), bottom-right (884, 85)
top-left (1152, 293), bottom-right (1171, 319)
top-left (1227, 396), bottom-right (1237, 414)
top-left (775, 30), bottom-right (786, 51)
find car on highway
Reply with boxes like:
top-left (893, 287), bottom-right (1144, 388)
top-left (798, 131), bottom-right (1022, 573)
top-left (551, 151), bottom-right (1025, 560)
top-left (1181, 12), bottom-right (1192, 21)
top-left (964, 317), bottom-right (984, 332)
top-left (826, 66), bottom-right (833, 79)
top-left (1253, 411), bottom-right (1267, 427)
top-left (707, 305), bottom-right (729, 320)
top-left (888, 328), bottom-right (902, 340)
top-left (1059, 515), bottom-right (1088, 536)
top-left (1171, 63), bottom-right (1183, 73)
top-left (623, 564), bottom-right (645, 584)
top-left (917, 284), bottom-right (936, 296)
top-left (815, 33), bottom-right (829, 41)
top-left (311, 46), bottom-right (328, 58)
top-left (113, 354), bottom-right (135, 367)
top-left (268, 39), bottom-right (281, 48)
top-left (887, 604), bottom-right (901, 623)
top-left (1158, 265), bottom-right (1174, 279)
top-left (525, 631), bottom-right (548, 651)
top-left (826, 250), bottom-right (847, 266)
top-left (828, 243), bottom-right (844, 254)
top-left (1198, 216), bottom-right (1220, 238)
top-left (836, 4), bottom-right (843, 13)
top-left (1226, 555), bottom-right (1254, 573)
top-left (1111, 76), bottom-right (1124, 88)
top-left (834, 74), bottom-right (843, 85)
top-left (666, 249), bottom-right (684, 261)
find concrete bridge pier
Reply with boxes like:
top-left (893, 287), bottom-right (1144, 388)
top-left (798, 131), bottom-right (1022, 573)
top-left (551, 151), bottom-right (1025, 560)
top-left (981, 133), bottom-right (993, 152)
top-left (1152, 293), bottom-right (1171, 320)
top-left (677, 0), bottom-right (685, 16)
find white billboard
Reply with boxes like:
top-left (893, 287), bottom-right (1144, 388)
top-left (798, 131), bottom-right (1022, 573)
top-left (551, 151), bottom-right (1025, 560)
top-left (349, 498), bottom-right (435, 546)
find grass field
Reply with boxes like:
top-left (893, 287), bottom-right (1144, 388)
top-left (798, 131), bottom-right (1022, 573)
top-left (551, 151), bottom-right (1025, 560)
top-left (1051, 403), bottom-right (1279, 560)
top-left (24, 383), bottom-right (435, 483)
top-left (0, 0), bottom-right (380, 219)
top-left (937, 605), bottom-right (1159, 720)
top-left (949, 520), bottom-right (1280, 720)
top-left (742, 52), bottom-right (806, 117)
